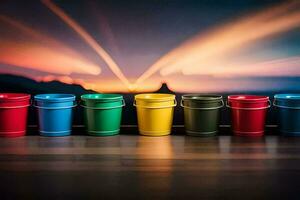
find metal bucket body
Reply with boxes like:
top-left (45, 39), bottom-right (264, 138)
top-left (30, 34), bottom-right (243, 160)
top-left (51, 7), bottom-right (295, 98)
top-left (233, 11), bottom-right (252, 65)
top-left (134, 93), bottom-right (176, 136)
top-left (0, 93), bottom-right (30, 137)
top-left (274, 94), bottom-right (300, 136)
top-left (81, 94), bottom-right (124, 136)
top-left (228, 95), bottom-right (270, 137)
top-left (34, 94), bottom-right (76, 137)
top-left (181, 94), bottom-right (223, 136)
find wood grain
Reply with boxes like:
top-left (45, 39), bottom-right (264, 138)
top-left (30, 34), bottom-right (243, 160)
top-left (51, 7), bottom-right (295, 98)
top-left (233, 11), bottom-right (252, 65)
top-left (1, 135), bottom-right (300, 199)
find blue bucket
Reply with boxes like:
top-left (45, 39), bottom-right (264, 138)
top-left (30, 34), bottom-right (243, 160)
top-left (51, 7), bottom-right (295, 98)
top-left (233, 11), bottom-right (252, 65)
top-left (34, 94), bottom-right (76, 136)
top-left (274, 94), bottom-right (300, 136)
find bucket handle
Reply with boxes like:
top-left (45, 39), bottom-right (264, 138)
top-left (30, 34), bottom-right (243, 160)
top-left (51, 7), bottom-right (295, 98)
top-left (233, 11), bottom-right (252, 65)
top-left (33, 101), bottom-right (77, 109)
top-left (180, 99), bottom-right (224, 110)
top-left (133, 99), bottom-right (177, 109)
top-left (273, 101), bottom-right (300, 109)
top-left (226, 100), bottom-right (271, 110)
top-left (80, 99), bottom-right (126, 110)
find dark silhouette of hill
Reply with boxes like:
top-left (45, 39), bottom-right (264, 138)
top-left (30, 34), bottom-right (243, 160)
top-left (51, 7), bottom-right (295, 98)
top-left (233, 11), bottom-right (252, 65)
top-left (157, 83), bottom-right (175, 94)
top-left (0, 74), bottom-right (94, 95)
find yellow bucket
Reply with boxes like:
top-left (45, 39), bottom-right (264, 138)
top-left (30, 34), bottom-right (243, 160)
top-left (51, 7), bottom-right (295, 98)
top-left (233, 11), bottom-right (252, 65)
top-left (134, 93), bottom-right (177, 136)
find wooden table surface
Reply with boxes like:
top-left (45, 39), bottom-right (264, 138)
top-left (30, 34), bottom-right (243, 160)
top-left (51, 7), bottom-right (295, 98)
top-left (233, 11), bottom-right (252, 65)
top-left (1, 135), bottom-right (300, 199)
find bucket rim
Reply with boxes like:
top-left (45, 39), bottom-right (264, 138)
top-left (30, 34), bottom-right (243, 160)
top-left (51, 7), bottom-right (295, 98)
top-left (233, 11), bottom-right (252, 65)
top-left (274, 94), bottom-right (300, 100)
top-left (182, 94), bottom-right (222, 101)
top-left (135, 93), bottom-right (175, 102)
top-left (34, 94), bottom-right (75, 102)
top-left (228, 95), bottom-right (269, 102)
top-left (81, 93), bottom-right (123, 102)
top-left (0, 93), bottom-right (30, 102)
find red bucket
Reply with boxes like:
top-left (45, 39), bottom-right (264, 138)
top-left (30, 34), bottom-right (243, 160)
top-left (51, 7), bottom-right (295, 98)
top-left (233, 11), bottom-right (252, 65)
top-left (0, 93), bottom-right (31, 137)
top-left (227, 95), bottom-right (270, 137)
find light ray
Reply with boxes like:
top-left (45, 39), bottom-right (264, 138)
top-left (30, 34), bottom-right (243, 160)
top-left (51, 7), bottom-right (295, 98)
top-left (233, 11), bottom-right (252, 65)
top-left (135, 1), bottom-right (300, 84)
top-left (42, 0), bottom-right (131, 89)
top-left (179, 10), bottom-right (300, 76)
top-left (182, 57), bottom-right (300, 77)
top-left (0, 15), bottom-right (101, 75)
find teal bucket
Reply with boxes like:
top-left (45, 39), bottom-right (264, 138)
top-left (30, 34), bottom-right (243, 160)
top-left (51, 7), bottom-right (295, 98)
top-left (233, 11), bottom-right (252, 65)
top-left (274, 94), bottom-right (300, 136)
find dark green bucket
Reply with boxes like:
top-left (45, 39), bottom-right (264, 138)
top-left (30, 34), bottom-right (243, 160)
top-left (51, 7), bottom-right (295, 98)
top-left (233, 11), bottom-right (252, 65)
top-left (81, 94), bottom-right (124, 136)
top-left (181, 94), bottom-right (223, 136)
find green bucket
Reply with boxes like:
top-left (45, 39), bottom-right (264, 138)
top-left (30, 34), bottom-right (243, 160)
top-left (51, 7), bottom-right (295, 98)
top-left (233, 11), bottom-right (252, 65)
top-left (81, 94), bottom-right (125, 136)
top-left (181, 94), bottom-right (224, 136)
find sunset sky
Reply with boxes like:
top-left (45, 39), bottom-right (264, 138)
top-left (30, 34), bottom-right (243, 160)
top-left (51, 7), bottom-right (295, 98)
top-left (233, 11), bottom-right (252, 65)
top-left (0, 0), bottom-right (300, 92)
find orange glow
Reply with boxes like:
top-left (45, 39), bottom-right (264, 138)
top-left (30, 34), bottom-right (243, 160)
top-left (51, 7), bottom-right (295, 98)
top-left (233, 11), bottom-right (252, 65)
top-left (57, 76), bottom-right (74, 84)
top-left (183, 57), bottom-right (300, 77)
top-left (0, 40), bottom-right (101, 75)
top-left (42, 0), bottom-right (131, 89)
top-left (79, 77), bottom-right (163, 93)
top-left (0, 15), bottom-right (101, 75)
top-left (135, 1), bottom-right (300, 84)
top-left (41, 75), bottom-right (56, 82)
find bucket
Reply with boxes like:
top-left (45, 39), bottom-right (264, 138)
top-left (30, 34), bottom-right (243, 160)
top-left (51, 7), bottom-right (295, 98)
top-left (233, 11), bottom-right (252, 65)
top-left (34, 94), bottom-right (76, 136)
top-left (227, 95), bottom-right (270, 137)
top-left (0, 93), bottom-right (30, 137)
top-left (134, 93), bottom-right (176, 136)
top-left (273, 94), bottom-right (300, 136)
top-left (81, 94), bottom-right (124, 136)
top-left (181, 94), bottom-right (224, 136)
